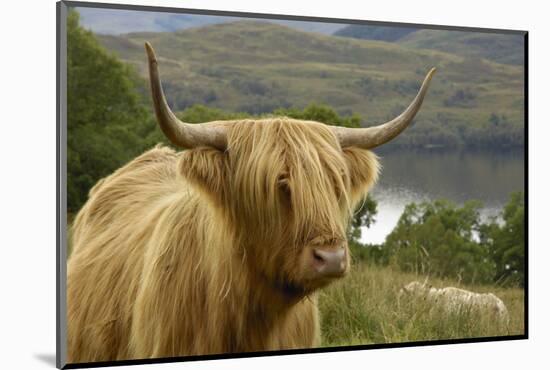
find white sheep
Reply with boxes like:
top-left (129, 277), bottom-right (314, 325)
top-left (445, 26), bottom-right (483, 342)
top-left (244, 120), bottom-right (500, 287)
top-left (399, 281), bottom-right (509, 323)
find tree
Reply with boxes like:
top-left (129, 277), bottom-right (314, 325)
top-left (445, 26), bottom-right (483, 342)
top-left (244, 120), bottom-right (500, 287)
top-left (384, 199), bottom-right (496, 283)
top-left (348, 195), bottom-right (378, 245)
top-left (481, 192), bottom-right (525, 286)
top-left (67, 10), bottom-right (150, 212)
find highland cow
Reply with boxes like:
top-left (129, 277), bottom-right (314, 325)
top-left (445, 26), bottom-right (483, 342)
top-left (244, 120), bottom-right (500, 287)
top-left (66, 42), bottom-right (436, 363)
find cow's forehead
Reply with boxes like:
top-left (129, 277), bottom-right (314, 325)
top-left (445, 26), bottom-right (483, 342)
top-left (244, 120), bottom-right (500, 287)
top-left (228, 117), bottom-right (336, 135)
top-left (237, 124), bottom-right (346, 178)
top-left (231, 117), bottom-right (328, 126)
top-left (227, 117), bottom-right (342, 154)
top-left (225, 118), bottom-right (351, 200)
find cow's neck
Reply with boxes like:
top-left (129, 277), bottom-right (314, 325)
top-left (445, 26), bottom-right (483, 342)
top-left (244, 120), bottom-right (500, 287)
top-left (223, 248), bottom-right (306, 351)
top-left (204, 219), bottom-right (310, 352)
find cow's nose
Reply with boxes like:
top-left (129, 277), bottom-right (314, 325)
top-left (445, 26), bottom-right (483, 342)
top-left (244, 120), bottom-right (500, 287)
top-left (311, 247), bottom-right (347, 277)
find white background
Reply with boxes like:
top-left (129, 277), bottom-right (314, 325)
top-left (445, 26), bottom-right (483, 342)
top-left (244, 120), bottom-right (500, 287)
top-left (0, 0), bottom-right (547, 369)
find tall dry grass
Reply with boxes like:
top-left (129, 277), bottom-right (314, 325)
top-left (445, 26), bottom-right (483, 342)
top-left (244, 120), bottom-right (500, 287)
top-left (318, 262), bottom-right (524, 347)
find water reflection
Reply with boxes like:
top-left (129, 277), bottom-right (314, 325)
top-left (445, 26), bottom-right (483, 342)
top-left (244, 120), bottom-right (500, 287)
top-left (360, 149), bottom-right (525, 244)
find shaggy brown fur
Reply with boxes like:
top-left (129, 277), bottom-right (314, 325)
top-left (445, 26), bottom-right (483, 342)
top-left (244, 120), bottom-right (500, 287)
top-left (67, 117), bottom-right (379, 363)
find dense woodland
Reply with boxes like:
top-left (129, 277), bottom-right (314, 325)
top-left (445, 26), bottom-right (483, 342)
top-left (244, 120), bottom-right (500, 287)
top-left (67, 10), bottom-right (525, 289)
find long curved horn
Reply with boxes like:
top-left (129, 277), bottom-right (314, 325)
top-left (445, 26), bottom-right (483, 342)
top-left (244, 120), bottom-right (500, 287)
top-left (145, 42), bottom-right (228, 150)
top-left (332, 68), bottom-right (436, 149)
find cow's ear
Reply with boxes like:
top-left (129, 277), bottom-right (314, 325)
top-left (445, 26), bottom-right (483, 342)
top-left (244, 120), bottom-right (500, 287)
top-left (178, 148), bottom-right (228, 203)
top-left (343, 148), bottom-right (380, 203)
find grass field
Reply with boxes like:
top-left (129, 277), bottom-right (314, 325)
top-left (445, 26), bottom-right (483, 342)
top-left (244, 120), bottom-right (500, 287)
top-left (318, 262), bottom-right (524, 347)
top-left (67, 222), bottom-right (524, 346)
top-left (67, 216), bottom-right (524, 345)
top-left (67, 210), bottom-right (524, 346)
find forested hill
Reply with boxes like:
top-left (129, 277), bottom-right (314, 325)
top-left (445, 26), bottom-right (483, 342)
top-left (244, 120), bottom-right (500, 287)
top-left (334, 25), bottom-right (524, 66)
top-left (397, 30), bottom-right (524, 66)
top-left (334, 24), bottom-right (418, 42)
top-left (95, 20), bottom-right (524, 150)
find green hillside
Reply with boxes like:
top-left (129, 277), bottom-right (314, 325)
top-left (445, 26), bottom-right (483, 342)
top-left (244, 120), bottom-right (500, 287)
top-left (96, 20), bottom-right (524, 149)
top-left (397, 29), bottom-right (524, 66)
top-left (334, 25), bottom-right (524, 66)
top-left (334, 24), bottom-right (418, 41)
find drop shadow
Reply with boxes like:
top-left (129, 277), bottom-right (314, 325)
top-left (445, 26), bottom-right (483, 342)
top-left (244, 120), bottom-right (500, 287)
top-left (34, 353), bottom-right (57, 367)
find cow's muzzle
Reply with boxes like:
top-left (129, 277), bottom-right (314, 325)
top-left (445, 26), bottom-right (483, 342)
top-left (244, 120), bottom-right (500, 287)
top-left (310, 246), bottom-right (347, 278)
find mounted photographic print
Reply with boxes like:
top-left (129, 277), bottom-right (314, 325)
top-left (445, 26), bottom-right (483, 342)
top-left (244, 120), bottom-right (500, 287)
top-left (56, 1), bottom-right (527, 368)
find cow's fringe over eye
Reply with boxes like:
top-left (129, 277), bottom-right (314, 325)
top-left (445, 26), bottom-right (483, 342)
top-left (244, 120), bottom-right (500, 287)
top-left (227, 118), bottom-right (356, 246)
